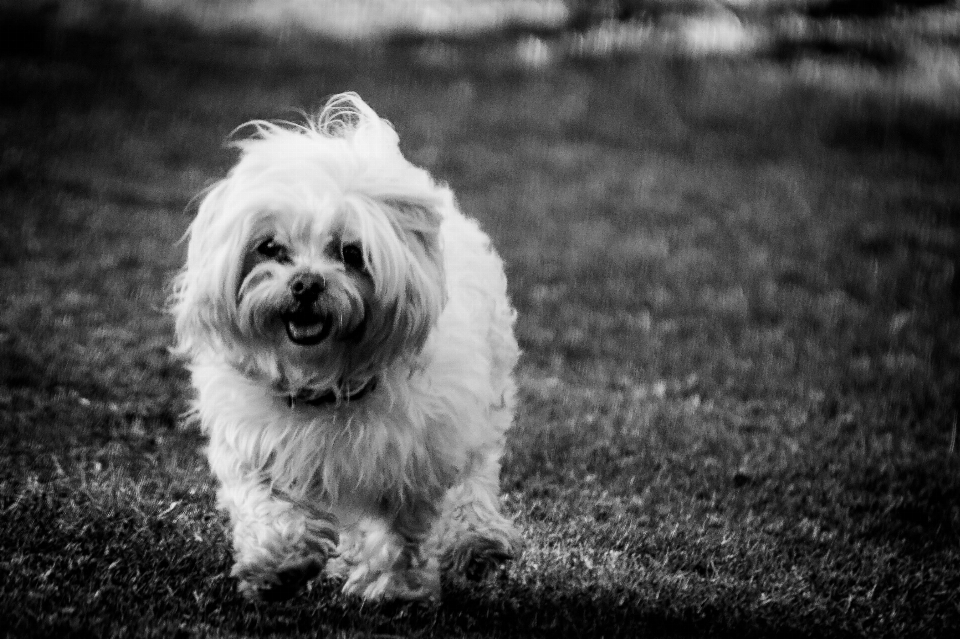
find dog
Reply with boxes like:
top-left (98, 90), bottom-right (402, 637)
top-left (171, 93), bottom-right (521, 602)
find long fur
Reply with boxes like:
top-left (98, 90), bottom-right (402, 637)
top-left (171, 92), bottom-right (521, 601)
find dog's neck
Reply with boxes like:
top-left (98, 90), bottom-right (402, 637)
top-left (286, 376), bottom-right (378, 408)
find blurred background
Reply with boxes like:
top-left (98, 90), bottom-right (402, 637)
top-left (43, 0), bottom-right (960, 97)
top-left (1, 1), bottom-right (959, 637)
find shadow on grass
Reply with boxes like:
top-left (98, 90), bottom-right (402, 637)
top-left (0, 474), bottom-right (804, 639)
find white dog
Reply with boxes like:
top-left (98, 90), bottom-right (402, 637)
top-left (171, 93), bottom-right (521, 602)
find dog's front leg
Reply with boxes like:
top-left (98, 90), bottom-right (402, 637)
top-left (339, 499), bottom-right (441, 601)
top-left (215, 467), bottom-right (338, 601)
top-left (434, 448), bottom-right (523, 581)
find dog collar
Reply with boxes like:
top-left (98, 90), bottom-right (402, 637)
top-left (287, 377), bottom-right (378, 408)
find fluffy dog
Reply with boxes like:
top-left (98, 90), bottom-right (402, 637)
top-left (171, 93), bottom-right (521, 602)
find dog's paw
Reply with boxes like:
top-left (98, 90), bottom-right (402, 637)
top-left (442, 531), bottom-right (522, 582)
top-left (343, 564), bottom-right (439, 602)
top-left (324, 553), bottom-right (357, 580)
top-left (233, 556), bottom-right (323, 602)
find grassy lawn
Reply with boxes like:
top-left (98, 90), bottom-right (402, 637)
top-left (2, 5), bottom-right (959, 638)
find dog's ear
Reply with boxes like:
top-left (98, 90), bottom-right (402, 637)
top-left (385, 199), bottom-right (446, 357)
top-left (171, 181), bottom-right (244, 357)
top-left (344, 197), bottom-right (446, 370)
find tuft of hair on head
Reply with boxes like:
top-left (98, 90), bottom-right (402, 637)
top-left (225, 92), bottom-right (368, 139)
top-left (313, 92), bottom-right (401, 150)
top-left (315, 92), bottom-right (373, 137)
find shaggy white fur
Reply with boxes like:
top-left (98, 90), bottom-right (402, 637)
top-left (171, 92), bottom-right (521, 601)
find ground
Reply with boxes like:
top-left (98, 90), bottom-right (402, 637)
top-left (1, 2), bottom-right (959, 638)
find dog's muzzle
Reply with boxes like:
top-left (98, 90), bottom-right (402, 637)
top-left (283, 272), bottom-right (330, 346)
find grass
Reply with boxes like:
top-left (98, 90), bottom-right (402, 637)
top-left (2, 4), bottom-right (960, 638)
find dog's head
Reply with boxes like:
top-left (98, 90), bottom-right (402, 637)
top-left (172, 93), bottom-right (448, 397)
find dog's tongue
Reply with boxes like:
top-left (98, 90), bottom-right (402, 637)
top-left (285, 316), bottom-right (329, 345)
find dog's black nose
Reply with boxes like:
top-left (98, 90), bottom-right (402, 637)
top-left (289, 272), bottom-right (325, 300)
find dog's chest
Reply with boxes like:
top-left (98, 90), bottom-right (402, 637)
top-left (261, 393), bottom-right (464, 505)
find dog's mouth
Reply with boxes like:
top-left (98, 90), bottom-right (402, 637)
top-left (282, 309), bottom-right (330, 346)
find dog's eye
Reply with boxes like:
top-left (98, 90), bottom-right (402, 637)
top-left (340, 244), bottom-right (365, 271)
top-left (256, 238), bottom-right (289, 262)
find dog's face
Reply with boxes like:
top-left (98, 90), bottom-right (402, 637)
top-left (173, 94), bottom-right (448, 396)
top-left (237, 211), bottom-right (373, 350)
